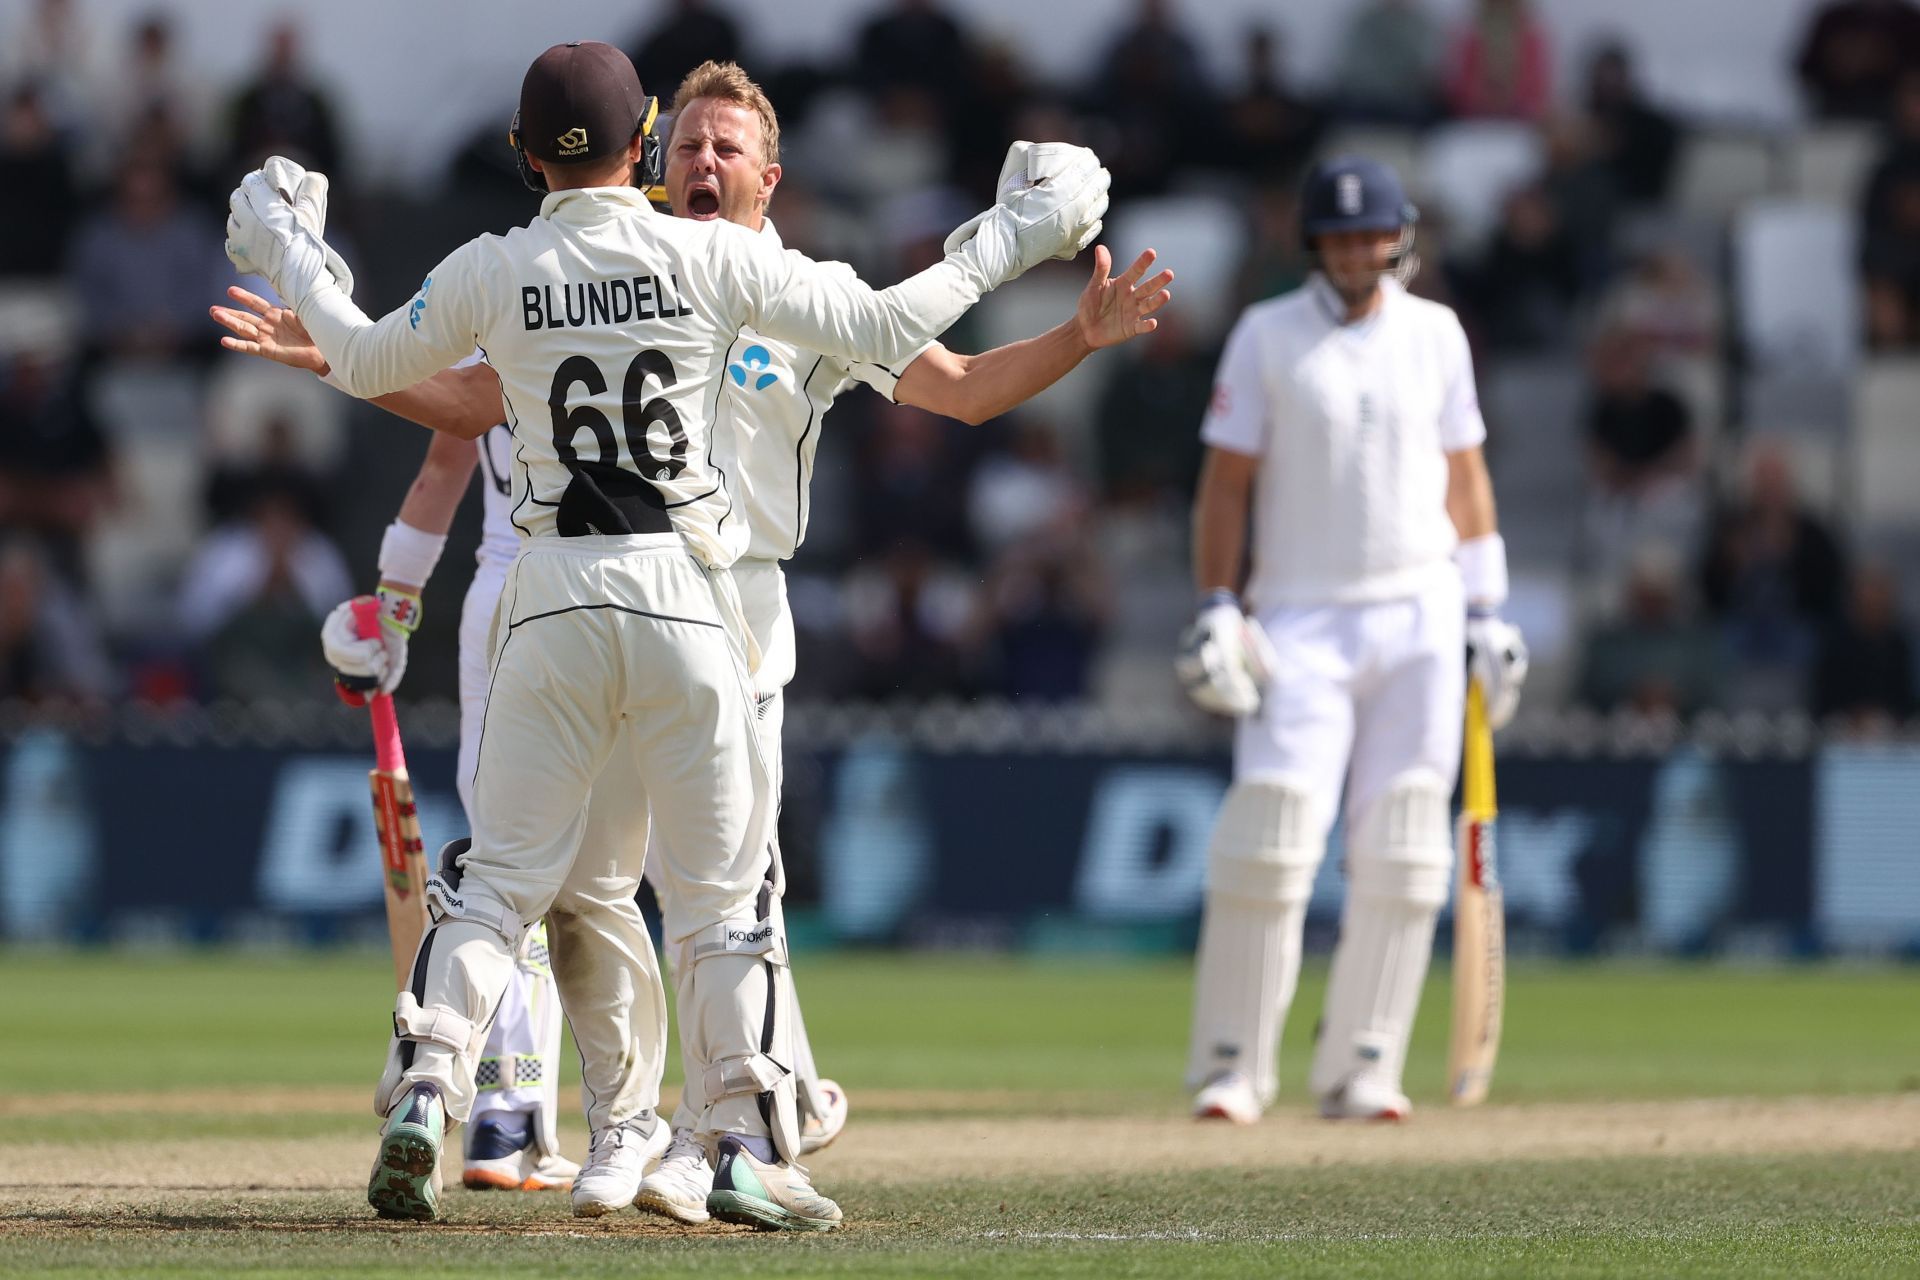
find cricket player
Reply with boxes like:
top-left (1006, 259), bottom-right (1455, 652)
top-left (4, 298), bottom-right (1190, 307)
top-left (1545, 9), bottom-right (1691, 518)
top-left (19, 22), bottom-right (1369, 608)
top-left (222, 40), bottom-right (1107, 1228)
top-left (1175, 156), bottom-right (1528, 1125)
top-left (214, 57), bottom-right (1167, 1224)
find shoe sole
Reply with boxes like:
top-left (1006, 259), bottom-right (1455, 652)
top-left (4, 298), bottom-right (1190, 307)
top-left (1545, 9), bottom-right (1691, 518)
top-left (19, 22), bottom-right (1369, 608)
top-left (634, 1187), bottom-right (712, 1224)
top-left (463, 1168), bottom-right (571, 1192)
top-left (707, 1190), bottom-right (840, 1233)
top-left (1194, 1104), bottom-right (1258, 1124)
top-left (368, 1125), bottom-right (440, 1222)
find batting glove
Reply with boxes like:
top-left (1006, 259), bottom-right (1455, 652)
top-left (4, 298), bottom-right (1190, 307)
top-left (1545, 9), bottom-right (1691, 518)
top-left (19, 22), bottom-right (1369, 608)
top-left (321, 587), bottom-right (421, 705)
top-left (1465, 611), bottom-right (1528, 730)
top-left (225, 167), bottom-right (352, 312)
top-left (1175, 591), bottom-right (1278, 718)
top-left (945, 142), bottom-right (1111, 289)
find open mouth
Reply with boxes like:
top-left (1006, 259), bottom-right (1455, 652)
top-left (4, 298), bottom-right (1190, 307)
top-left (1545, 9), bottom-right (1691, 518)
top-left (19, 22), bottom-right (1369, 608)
top-left (686, 183), bottom-right (721, 220)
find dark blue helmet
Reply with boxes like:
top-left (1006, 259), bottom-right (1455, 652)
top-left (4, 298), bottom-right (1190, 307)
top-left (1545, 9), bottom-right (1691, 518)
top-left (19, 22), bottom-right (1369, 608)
top-left (1299, 155), bottom-right (1420, 282)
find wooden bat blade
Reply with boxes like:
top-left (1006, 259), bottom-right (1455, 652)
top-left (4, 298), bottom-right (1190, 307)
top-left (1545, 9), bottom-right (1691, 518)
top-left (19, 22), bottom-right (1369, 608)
top-left (371, 767), bottom-right (430, 991)
top-left (1448, 679), bottom-right (1505, 1106)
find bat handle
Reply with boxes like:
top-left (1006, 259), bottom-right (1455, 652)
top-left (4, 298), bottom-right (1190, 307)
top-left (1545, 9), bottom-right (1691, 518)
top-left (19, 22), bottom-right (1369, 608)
top-left (351, 596), bottom-right (407, 775)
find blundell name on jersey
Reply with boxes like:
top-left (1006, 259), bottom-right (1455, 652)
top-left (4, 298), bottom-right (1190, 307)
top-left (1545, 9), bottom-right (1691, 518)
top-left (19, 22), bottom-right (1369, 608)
top-left (521, 274), bottom-right (695, 331)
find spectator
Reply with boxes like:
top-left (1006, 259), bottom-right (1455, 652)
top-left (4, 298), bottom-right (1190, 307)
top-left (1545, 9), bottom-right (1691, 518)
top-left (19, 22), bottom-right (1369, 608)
top-left (1539, 114), bottom-right (1618, 293)
top-left (1458, 183), bottom-right (1581, 352)
top-left (1794, 0), bottom-right (1920, 122)
top-left (1584, 41), bottom-right (1680, 205)
top-left (1089, 0), bottom-right (1213, 197)
top-left (175, 481), bottom-right (351, 701)
top-left (100, 12), bottom-right (206, 166)
top-left (1814, 565), bottom-right (1916, 728)
top-left (67, 158), bottom-right (226, 363)
top-left (1333, 0), bottom-right (1442, 125)
top-left (2, 0), bottom-right (93, 126)
top-left (854, 399), bottom-right (977, 561)
top-left (1214, 25), bottom-right (1321, 183)
top-left (0, 350), bottom-right (114, 584)
top-left (980, 536), bottom-right (1109, 702)
top-left (202, 416), bottom-right (331, 531)
top-left (1444, 0), bottom-right (1552, 121)
top-left (0, 535), bottom-right (113, 705)
top-left (1584, 328), bottom-right (1695, 496)
top-left (0, 82), bottom-right (80, 277)
top-left (1862, 69), bottom-right (1920, 349)
top-left (1594, 245), bottom-right (1720, 357)
top-left (851, 0), bottom-right (972, 128)
top-left (225, 22), bottom-right (343, 176)
top-left (1236, 182), bottom-right (1312, 310)
top-left (1092, 309), bottom-right (1211, 506)
top-left (1577, 545), bottom-right (1720, 715)
top-left (843, 542), bottom-right (978, 698)
top-left (631, 0), bottom-right (743, 105)
top-left (1699, 441), bottom-right (1849, 711)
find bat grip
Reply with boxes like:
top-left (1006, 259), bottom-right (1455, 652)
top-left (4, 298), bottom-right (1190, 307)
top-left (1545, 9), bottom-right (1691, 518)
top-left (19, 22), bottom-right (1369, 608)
top-left (351, 596), bottom-right (407, 775)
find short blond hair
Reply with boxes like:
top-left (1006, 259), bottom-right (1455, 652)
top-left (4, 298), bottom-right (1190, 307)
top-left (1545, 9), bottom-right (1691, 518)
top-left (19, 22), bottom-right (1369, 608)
top-left (670, 60), bottom-right (780, 165)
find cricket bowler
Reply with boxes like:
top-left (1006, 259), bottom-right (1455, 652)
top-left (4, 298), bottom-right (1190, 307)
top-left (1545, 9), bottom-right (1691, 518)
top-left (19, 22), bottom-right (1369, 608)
top-left (223, 39), bottom-right (1108, 1227)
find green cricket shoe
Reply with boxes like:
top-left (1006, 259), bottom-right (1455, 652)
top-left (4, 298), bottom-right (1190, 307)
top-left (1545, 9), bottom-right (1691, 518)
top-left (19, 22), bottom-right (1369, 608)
top-left (368, 1085), bottom-right (445, 1221)
top-left (706, 1135), bottom-right (843, 1232)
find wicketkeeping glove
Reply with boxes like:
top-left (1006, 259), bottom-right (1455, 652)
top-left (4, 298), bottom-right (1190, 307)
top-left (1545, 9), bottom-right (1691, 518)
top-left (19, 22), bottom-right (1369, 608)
top-left (1175, 591), bottom-right (1278, 718)
top-left (944, 141), bottom-right (1111, 289)
top-left (1465, 612), bottom-right (1528, 730)
top-left (321, 587), bottom-right (421, 705)
top-left (225, 164), bottom-right (353, 310)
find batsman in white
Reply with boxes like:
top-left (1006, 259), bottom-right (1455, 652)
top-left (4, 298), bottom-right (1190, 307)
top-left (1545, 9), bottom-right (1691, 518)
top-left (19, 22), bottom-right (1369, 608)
top-left (1175, 156), bottom-right (1528, 1125)
top-left (223, 40), bottom-right (1107, 1228)
top-left (216, 57), bottom-right (1168, 1224)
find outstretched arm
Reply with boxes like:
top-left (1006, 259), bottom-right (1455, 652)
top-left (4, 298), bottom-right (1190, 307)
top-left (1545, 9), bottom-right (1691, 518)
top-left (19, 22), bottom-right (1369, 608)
top-left (212, 286), bottom-right (504, 440)
top-left (893, 246), bottom-right (1172, 426)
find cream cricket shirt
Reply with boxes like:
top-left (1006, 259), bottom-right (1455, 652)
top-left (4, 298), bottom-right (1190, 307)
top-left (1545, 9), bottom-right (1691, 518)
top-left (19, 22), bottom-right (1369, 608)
top-left (299, 186), bottom-right (986, 569)
top-left (1200, 276), bottom-right (1486, 611)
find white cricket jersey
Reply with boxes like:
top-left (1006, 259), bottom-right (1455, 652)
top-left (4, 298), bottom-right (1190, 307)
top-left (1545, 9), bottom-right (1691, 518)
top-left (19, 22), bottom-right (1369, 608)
top-left (1200, 276), bottom-right (1486, 611)
top-left (300, 185), bottom-right (994, 569)
top-left (727, 220), bottom-right (924, 562)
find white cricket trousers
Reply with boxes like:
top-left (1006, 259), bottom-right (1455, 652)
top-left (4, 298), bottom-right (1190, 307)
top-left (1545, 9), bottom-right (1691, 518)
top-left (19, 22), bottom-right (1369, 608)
top-left (381, 533), bottom-right (777, 1137)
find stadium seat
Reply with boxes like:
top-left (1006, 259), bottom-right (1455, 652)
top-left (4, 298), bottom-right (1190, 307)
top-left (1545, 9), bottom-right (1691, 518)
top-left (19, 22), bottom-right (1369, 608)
top-left (1848, 358), bottom-right (1920, 531)
top-left (1674, 132), bottom-right (1776, 222)
top-left (1660, 355), bottom-right (1725, 458)
top-left (0, 281), bottom-right (80, 359)
top-left (1480, 357), bottom-right (1589, 569)
top-left (970, 269), bottom-right (1098, 438)
top-left (204, 357), bottom-right (349, 475)
top-left (1786, 123), bottom-right (1880, 206)
top-left (1739, 369), bottom-right (1849, 438)
top-left (1102, 193), bottom-right (1247, 343)
top-left (1733, 199), bottom-right (1859, 373)
top-left (1416, 121), bottom-right (1545, 254)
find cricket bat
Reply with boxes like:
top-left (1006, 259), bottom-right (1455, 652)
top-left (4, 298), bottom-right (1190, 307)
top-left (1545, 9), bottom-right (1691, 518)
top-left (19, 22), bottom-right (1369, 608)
top-left (352, 598), bottom-right (431, 991)
top-left (1447, 676), bottom-right (1504, 1106)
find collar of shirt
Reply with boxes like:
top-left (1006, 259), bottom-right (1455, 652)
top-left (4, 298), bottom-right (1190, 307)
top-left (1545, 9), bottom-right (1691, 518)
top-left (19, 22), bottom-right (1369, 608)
top-left (757, 217), bottom-right (783, 249)
top-left (538, 184), bottom-right (657, 221)
top-left (1308, 272), bottom-right (1401, 337)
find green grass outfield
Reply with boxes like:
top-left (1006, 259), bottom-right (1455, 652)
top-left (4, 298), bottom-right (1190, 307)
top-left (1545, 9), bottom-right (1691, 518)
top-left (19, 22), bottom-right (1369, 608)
top-left (2, 951), bottom-right (1916, 1277)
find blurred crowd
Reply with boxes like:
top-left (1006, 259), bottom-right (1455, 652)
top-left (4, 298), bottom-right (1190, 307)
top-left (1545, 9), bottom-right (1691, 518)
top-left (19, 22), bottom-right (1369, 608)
top-left (1, 0), bottom-right (1918, 734)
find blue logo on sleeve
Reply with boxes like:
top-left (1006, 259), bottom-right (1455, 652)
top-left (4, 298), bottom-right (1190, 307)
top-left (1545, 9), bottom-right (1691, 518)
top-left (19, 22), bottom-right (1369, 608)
top-left (727, 344), bottom-right (779, 391)
top-left (408, 276), bottom-right (433, 330)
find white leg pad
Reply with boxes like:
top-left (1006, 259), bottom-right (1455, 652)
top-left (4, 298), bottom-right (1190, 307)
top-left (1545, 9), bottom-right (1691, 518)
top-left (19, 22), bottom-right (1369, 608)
top-left (1311, 774), bottom-right (1453, 1099)
top-left (374, 917), bottom-right (521, 1124)
top-left (1188, 781), bottom-right (1323, 1107)
top-left (674, 889), bottom-right (801, 1162)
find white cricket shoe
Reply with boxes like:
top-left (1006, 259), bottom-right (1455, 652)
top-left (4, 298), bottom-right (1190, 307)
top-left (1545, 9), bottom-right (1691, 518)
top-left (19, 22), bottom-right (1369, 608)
top-left (634, 1128), bottom-right (713, 1224)
top-left (797, 1078), bottom-right (849, 1155)
top-left (1192, 1070), bottom-right (1262, 1124)
top-left (1319, 1075), bottom-right (1412, 1122)
top-left (571, 1115), bottom-right (669, 1217)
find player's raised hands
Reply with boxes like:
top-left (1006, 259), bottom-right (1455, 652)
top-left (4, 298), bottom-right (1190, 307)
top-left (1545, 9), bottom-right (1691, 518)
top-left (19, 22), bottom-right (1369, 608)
top-left (211, 285), bottom-right (329, 374)
top-left (1075, 246), bottom-right (1174, 350)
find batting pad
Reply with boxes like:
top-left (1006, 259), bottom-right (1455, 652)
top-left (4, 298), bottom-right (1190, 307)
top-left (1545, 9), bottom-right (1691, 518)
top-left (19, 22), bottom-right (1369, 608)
top-left (1187, 781), bottom-right (1323, 1107)
top-left (1310, 774), bottom-right (1452, 1099)
top-left (375, 918), bottom-right (520, 1124)
top-left (675, 892), bottom-right (801, 1162)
